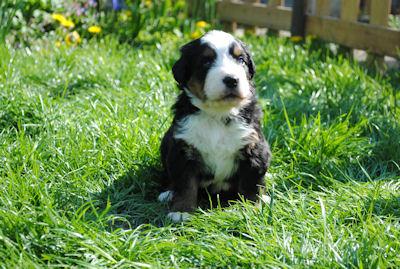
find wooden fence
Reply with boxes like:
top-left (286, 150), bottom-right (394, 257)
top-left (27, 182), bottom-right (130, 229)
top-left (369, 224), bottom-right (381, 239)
top-left (217, 0), bottom-right (400, 58)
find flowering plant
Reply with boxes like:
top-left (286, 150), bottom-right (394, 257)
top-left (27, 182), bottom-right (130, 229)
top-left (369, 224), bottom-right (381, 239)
top-left (2, 0), bottom-right (217, 47)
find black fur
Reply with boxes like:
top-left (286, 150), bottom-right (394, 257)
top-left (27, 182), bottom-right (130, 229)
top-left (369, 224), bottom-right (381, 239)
top-left (237, 40), bottom-right (256, 79)
top-left (161, 32), bottom-right (271, 213)
top-left (172, 39), bottom-right (216, 95)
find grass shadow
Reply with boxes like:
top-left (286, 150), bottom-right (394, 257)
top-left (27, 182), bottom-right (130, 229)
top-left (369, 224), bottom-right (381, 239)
top-left (366, 195), bottom-right (400, 218)
top-left (343, 194), bottom-right (400, 226)
top-left (92, 165), bottom-right (168, 230)
top-left (0, 94), bottom-right (45, 137)
top-left (26, 74), bottom-right (108, 98)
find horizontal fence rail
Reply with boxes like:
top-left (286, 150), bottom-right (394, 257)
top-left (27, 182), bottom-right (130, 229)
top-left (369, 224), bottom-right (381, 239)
top-left (217, 0), bottom-right (400, 57)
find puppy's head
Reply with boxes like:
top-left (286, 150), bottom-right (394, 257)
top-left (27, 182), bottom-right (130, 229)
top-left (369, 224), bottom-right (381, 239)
top-left (172, 30), bottom-right (255, 114)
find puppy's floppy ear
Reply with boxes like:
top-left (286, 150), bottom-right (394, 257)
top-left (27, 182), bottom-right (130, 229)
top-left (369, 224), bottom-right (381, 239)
top-left (246, 51), bottom-right (256, 79)
top-left (172, 53), bottom-right (187, 87)
top-left (239, 40), bottom-right (256, 79)
top-left (172, 39), bottom-right (199, 88)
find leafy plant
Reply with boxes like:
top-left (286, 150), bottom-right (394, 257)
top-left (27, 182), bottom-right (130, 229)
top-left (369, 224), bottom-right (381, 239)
top-left (3, 0), bottom-right (218, 47)
top-left (0, 0), bottom-right (20, 43)
top-left (389, 14), bottom-right (400, 30)
top-left (186, 0), bottom-right (218, 24)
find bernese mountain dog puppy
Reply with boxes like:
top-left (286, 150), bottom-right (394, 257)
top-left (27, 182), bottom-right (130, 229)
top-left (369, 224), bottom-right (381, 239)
top-left (159, 30), bottom-right (271, 222)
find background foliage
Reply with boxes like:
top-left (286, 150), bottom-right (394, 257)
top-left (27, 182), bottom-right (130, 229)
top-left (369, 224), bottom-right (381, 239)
top-left (1, 0), bottom-right (216, 46)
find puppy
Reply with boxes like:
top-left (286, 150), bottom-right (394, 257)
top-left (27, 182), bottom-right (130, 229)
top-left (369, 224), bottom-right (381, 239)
top-left (159, 30), bottom-right (271, 222)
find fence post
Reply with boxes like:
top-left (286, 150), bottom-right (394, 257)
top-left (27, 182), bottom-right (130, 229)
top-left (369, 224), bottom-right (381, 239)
top-left (291, 0), bottom-right (306, 40)
top-left (339, 0), bottom-right (360, 57)
top-left (267, 0), bottom-right (283, 36)
top-left (219, 0), bottom-right (237, 32)
top-left (268, 0), bottom-right (282, 7)
top-left (315, 0), bottom-right (331, 16)
top-left (341, 0), bottom-right (360, 22)
top-left (370, 0), bottom-right (391, 26)
top-left (242, 0), bottom-right (260, 33)
top-left (368, 0), bottom-right (392, 68)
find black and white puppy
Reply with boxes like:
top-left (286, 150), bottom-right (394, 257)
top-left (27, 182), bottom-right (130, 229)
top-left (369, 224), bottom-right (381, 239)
top-left (159, 30), bottom-right (271, 222)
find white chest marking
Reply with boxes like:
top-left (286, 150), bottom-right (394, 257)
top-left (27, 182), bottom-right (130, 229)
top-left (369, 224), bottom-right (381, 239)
top-left (174, 112), bottom-right (257, 191)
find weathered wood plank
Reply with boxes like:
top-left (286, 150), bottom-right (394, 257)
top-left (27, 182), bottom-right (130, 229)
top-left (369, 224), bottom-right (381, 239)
top-left (217, 1), bottom-right (292, 30)
top-left (369, 0), bottom-right (391, 65)
top-left (266, 0), bottom-right (283, 35)
top-left (268, 0), bottom-right (282, 7)
top-left (242, 0), bottom-right (260, 32)
top-left (315, 0), bottom-right (330, 16)
top-left (364, 0), bottom-right (371, 14)
top-left (341, 0), bottom-right (360, 21)
top-left (217, 0), bottom-right (400, 57)
top-left (306, 15), bottom-right (400, 57)
top-left (219, 0), bottom-right (238, 32)
top-left (370, 0), bottom-right (391, 26)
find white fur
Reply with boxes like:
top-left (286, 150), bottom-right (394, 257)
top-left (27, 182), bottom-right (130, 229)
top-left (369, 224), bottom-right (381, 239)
top-left (158, 190), bottom-right (173, 203)
top-left (260, 194), bottom-right (271, 204)
top-left (175, 111), bottom-right (257, 192)
top-left (167, 212), bottom-right (191, 222)
top-left (199, 31), bottom-right (251, 111)
top-left (203, 55), bottom-right (250, 101)
top-left (184, 89), bottom-right (250, 117)
top-left (201, 30), bottom-right (236, 50)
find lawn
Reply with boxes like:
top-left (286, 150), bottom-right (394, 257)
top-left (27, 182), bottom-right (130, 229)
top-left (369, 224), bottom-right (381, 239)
top-left (0, 34), bottom-right (399, 268)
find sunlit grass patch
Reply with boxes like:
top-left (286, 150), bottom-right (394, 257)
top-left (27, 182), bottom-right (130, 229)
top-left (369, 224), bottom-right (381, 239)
top-left (0, 34), bottom-right (399, 267)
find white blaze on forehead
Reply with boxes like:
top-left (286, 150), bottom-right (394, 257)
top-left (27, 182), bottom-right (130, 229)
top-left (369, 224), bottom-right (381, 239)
top-left (201, 30), bottom-right (236, 51)
top-left (198, 31), bottom-right (251, 108)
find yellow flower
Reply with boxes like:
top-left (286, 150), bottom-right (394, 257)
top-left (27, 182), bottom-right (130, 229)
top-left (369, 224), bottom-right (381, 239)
top-left (52, 13), bottom-right (66, 23)
top-left (196, 21), bottom-right (208, 28)
top-left (52, 13), bottom-right (75, 28)
top-left (55, 41), bottom-right (61, 48)
top-left (65, 31), bottom-right (81, 46)
top-left (145, 0), bottom-right (152, 7)
top-left (60, 19), bottom-right (75, 28)
top-left (88, 26), bottom-right (102, 34)
top-left (190, 30), bottom-right (201, 39)
top-left (290, 35), bottom-right (303, 42)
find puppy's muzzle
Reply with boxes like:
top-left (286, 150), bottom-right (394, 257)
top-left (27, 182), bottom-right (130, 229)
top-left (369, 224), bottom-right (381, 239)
top-left (223, 75), bottom-right (239, 89)
top-left (221, 75), bottom-right (243, 100)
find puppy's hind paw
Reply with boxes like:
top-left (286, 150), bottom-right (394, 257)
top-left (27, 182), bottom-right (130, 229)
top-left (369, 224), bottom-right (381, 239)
top-left (158, 190), bottom-right (173, 203)
top-left (167, 212), bottom-right (191, 223)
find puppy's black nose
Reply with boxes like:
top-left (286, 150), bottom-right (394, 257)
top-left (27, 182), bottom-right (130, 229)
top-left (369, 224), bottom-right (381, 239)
top-left (223, 76), bottom-right (238, 89)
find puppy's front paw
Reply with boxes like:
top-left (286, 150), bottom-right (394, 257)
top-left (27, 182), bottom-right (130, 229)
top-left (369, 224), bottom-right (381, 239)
top-left (167, 212), bottom-right (191, 223)
top-left (158, 190), bottom-right (174, 203)
top-left (259, 194), bottom-right (271, 204)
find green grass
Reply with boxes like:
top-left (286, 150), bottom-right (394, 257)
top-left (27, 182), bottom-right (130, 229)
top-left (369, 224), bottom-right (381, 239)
top-left (0, 35), bottom-right (399, 268)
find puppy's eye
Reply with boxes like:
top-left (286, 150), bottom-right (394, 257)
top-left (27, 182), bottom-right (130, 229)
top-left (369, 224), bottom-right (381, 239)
top-left (238, 56), bottom-right (246, 65)
top-left (202, 57), bottom-right (213, 66)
